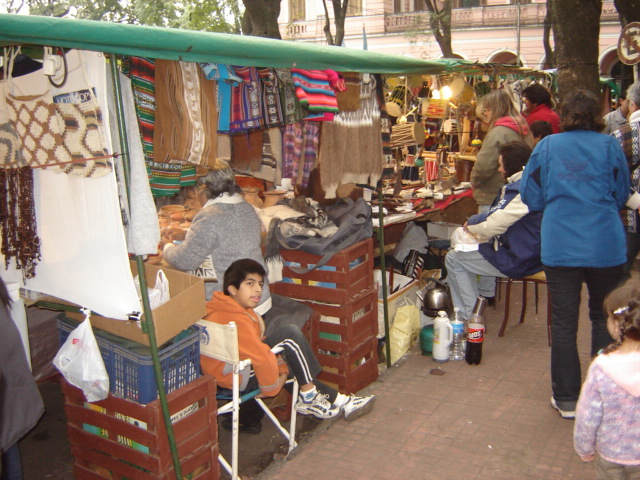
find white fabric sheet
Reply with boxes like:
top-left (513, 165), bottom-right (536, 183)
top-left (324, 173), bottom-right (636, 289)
top-left (24, 168), bottom-right (141, 319)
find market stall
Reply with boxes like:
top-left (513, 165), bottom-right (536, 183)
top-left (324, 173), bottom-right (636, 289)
top-left (0, 13), bottom-right (474, 479)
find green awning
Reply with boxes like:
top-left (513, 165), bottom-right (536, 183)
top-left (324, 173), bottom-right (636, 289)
top-left (0, 14), bottom-right (465, 75)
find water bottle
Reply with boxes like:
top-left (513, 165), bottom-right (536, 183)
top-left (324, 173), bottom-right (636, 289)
top-left (432, 311), bottom-right (453, 363)
top-left (465, 297), bottom-right (486, 365)
top-left (449, 307), bottom-right (465, 361)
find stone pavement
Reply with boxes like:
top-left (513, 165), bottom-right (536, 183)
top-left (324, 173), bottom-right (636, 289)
top-left (257, 285), bottom-right (595, 480)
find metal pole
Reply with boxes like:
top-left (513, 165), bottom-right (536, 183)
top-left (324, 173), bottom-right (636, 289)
top-left (377, 187), bottom-right (392, 368)
top-left (516, 0), bottom-right (521, 66)
top-left (109, 55), bottom-right (183, 480)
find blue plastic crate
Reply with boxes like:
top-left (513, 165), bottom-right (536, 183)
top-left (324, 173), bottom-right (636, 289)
top-left (58, 317), bottom-right (201, 404)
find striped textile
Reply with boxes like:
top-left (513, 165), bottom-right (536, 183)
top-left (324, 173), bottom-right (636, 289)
top-left (282, 122), bottom-right (319, 189)
top-left (126, 57), bottom-right (156, 162)
top-left (291, 69), bottom-right (339, 120)
top-left (229, 66), bottom-right (263, 133)
top-left (154, 59), bottom-right (219, 168)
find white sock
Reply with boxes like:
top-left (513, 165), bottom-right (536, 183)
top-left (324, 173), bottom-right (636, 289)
top-left (300, 386), bottom-right (318, 402)
top-left (333, 393), bottom-right (350, 408)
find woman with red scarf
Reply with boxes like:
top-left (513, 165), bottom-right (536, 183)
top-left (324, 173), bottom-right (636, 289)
top-left (522, 83), bottom-right (560, 134)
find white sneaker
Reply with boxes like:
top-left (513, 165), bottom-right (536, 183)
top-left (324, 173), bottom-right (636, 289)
top-left (341, 395), bottom-right (376, 421)
top-left (296, 392), bottom-right (341, 419)
top-left (551, 396), bottom-right (576, 419)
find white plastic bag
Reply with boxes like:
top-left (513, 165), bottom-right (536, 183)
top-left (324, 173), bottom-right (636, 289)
top-left (141, 269), bottom-right (170, 309)
top-left (53, 311), bottom-right (109, 402)
top-left (450, 226), bottom-right (491, 252)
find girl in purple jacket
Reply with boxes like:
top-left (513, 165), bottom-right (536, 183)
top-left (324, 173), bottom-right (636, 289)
top-left (574, 280), bottom-right (640, 479)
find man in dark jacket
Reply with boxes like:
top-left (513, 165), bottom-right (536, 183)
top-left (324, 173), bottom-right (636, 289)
top-left (445, 141), bottom-right (542, 320)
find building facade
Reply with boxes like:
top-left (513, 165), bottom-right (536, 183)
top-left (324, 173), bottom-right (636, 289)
top-left (278, 0), bottom-right (624, 79)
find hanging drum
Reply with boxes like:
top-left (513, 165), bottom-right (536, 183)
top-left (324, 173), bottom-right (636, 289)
top-left (391, 122), bottom-right (426, 147)
top-left (386, 85), bottom-right (407, 117)
top-left (443, 118), bottom-right (458, 135)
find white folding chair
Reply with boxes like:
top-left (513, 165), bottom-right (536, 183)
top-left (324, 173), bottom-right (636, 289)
top-left (199, 321), bottom-right (298, 480)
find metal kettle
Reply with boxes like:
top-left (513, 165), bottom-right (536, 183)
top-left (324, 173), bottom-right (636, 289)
top-left (417, 277), bottom-right (451, 317)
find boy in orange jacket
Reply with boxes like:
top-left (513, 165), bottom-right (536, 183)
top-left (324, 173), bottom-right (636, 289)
top-left (201, 258), bottom-right (375, 426)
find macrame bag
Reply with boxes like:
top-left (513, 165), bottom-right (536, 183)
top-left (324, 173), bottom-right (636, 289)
top-left (6, 47), bottom-right (111, 176)
top-left (5, 47), bottom-right (66, 169)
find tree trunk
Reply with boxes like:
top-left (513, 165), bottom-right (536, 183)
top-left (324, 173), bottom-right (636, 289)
top-left (543, 0), bottom-right (555, 68)
top-left (614, 0), bottom-right (640, 25)
top-left (321, 0), bottom-right (349, 46)
top-left (322, 0), bottom-right (334, 45)
top-left (242, 0), bottom-right (282, 39)
top-left (332, 0), bottom-right (349, 47)
top-left (424, 0), bottom-right (454, 58)
top-left (551, 0), bottom-right (601, 99)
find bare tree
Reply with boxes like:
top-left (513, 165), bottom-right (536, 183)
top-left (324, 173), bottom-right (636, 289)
top-left (543, 0), bottom-right (555, 68)
top-left (424, 0), bottom-right (454, 58)
top-left (551, 0), bottom-right (602, 98)
top-left (321, 0), bottom-right (350, 46)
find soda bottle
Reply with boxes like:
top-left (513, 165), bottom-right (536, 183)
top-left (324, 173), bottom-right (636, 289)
top-left (465, 297), bottom-right (487, 365)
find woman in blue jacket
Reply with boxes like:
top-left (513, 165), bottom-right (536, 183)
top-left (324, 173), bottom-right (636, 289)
top-left (520, 89), bottom-right (630, 420)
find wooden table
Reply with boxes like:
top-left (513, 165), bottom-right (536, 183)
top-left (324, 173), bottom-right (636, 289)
top-left (374, 189), bottom-right (478, 256)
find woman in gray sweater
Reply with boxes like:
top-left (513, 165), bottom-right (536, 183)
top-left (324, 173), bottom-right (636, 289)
top-left (161, 167), bottom-right (272, 314)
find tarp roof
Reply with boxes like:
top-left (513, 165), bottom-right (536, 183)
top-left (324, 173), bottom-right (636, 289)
top-left (0, 14), bottom-right (467, 75)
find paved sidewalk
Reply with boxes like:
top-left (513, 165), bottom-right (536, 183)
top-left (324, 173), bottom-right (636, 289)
top-left (258, 285), bottom-right (595, 480)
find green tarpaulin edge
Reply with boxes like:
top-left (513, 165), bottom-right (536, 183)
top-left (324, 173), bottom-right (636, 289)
top-left (0, 14), bottom-right (466, 75)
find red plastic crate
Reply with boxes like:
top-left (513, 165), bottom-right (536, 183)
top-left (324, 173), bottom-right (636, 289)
top-left (271, 238), bottom-right (374, 305)
top-left (317, 337), bottom-right (379, 394)
top-left (308, 288), bottom-right (378, 355)
top-left (62, 375), bottom-right (219, 480)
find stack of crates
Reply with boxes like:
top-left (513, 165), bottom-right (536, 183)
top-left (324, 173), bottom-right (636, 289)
top-left (62, 375), bottom-right (219, 480)
top-left (271, 238), bottom-right (378, 394)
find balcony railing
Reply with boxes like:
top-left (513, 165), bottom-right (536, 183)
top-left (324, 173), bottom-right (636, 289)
top-left (385, 0), bottom-right (618, 33)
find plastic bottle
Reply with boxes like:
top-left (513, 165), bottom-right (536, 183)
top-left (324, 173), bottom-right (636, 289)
top-left (449, 307), bottom-right (465, 361)
top-left (465, 297), bottom-right (487, 365)
top-left (432, 311), bottom-right (453, 363)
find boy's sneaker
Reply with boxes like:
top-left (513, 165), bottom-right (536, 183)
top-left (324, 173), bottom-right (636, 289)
top-left (341, 395), bottom-right (376, 421)
top-left (551, 396), bottom-right (576, 419)
top-left (296, 392), bottom-right (341, 419)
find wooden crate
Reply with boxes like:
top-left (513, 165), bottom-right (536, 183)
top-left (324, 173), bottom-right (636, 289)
top-left (308, 288), bottom-right (378, 355)
top-left (317, 337), bottom-right (379, 394)
top-left (270, 238), bottom-right (374, 305)
top-left (62, 375), bottom-right (219, 480)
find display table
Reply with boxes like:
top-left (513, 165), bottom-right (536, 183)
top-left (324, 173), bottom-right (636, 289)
top-left (373, 189), bottom-right (477, 256)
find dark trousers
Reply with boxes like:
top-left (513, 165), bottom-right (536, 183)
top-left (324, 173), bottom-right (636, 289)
top-left (1, 444), bottom-right (22, 480)
top-left (544, 265), bottom-right (623, 408)
top-left (623, 232), bottom-right (640, 280)
top-left (238, 323), bottom-right (337, 424)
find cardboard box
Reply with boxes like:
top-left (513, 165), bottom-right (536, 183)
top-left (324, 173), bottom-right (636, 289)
top-left (64, 261), bottom-right (205, 346)
top-left (426, 221), bottom-right (461, 240)
top-left (375, 270), bottom-right (420, 339)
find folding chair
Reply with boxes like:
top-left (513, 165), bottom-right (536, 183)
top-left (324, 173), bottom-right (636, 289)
top-left (200, 321), bottom-right (298, 480)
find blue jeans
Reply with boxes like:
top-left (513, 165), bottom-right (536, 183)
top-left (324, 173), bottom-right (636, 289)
top-left (476, 204), bottom-right (496, 297)
top-left (445, 249), bottom-right (505, 320)
top-left (545, 265), bottom-right (623, 409)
